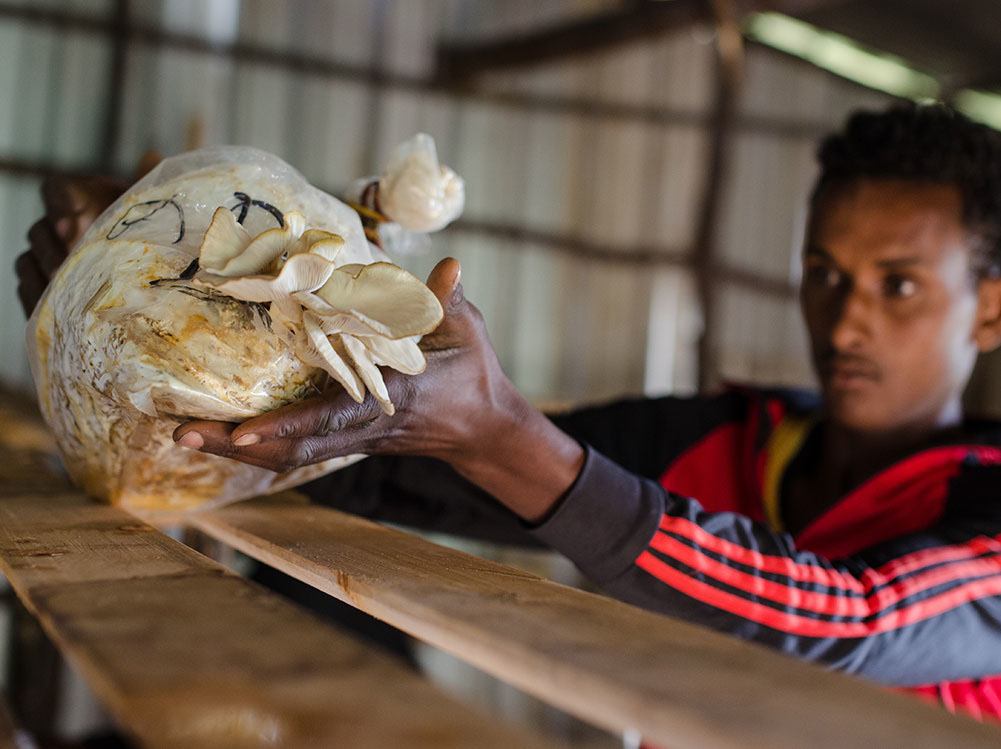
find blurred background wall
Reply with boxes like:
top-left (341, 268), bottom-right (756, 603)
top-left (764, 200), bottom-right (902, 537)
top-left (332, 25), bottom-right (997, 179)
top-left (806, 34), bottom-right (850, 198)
top-left (0, 0), bottom-right (907, 409)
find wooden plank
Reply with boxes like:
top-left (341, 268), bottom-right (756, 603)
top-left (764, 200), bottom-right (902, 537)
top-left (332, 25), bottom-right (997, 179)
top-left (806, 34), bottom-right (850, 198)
top-left (0, 490), bottom-right (557, 749)
top-left (0, 392), bottom-right (71, 497)
top-left (192, 498), bottom-right (1001, 749)
top-left (0, 691), bottom-right (23, 749)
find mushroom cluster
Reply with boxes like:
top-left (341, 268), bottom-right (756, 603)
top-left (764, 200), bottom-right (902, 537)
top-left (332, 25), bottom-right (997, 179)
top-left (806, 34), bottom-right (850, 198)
top-left (191, 207), bottom-right (443, 415)
top-left (377, 133), bottom-right (465, 233)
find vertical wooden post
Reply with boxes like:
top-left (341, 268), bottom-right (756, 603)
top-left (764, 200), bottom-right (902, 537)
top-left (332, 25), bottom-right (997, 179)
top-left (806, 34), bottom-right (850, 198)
top-left (694, 0), bottom-right (743, 391)
top-left (7, 598), bottom-right (61, 738)
top-left (99, 0), bottom-right (129, 173)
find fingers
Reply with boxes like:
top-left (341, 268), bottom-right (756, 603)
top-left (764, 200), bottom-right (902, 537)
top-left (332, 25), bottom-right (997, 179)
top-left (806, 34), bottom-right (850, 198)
top-left (18, 174), bottom-right (131, 318)
top-left (42, 175), bottom-right (127, 243)
top-left (173, 419), bottom-right (309, 472)
top-left (172, 393), bottom-right (386, 472)
top-left (40, 179), bottom-right (75, 219)
top-left (230, 389), bottom-right (384, 445)
top-left (15, 251), bottom-right (48, 318)
top-left (174, 420), bottom-right (235, 451)
top-left (173, 385), bottom-right (384, 455)
top-left (27, 218), bottom-right (71, 279)
top-left (17, 213), bottom-right (77, 317)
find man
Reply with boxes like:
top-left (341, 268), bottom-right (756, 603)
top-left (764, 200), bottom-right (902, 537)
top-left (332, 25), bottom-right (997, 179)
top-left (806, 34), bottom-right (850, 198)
top-left (18, 103), bottom-right (1001, 720)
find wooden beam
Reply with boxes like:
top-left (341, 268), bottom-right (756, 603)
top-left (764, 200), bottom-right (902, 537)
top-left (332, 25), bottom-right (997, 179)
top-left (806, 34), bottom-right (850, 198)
top-left (736, 0), bottom-right (856, 14)
top-left (0, 398), bottom-right (557, 748)
top-left (434, 0), bottom-right (710, 84)
top-left (190, 498), bottom-right (1001, 749)
top-left (0, 489), bottom-right (559, 749)
top-left (98, 0), bottom-right (129, 174)
top-left (695, 0), bottom-right (743, 391)
top-left (7, 596), bottom-right (62, 737)
top-left (0, 692), bottom-right (23, 749)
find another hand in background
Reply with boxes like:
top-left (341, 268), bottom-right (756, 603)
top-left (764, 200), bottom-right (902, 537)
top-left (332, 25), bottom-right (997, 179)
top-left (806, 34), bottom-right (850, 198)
top-left (15, 152), bottom-right (161, 318)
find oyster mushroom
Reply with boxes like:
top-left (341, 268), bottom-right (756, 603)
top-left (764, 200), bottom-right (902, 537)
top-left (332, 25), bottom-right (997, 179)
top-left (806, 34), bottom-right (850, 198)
top-left (192, 209), bottom-right (443, 414)
top-left (200, 207), bottom-right (309, 277)
top-left (378, 133), bottom-right (465, 233)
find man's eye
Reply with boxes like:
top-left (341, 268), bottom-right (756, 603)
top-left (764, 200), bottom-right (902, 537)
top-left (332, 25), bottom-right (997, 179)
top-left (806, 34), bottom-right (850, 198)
top-left (884, 274), bottom-right (918, 298)
top-left (806, 265), bottom-right (841, 288)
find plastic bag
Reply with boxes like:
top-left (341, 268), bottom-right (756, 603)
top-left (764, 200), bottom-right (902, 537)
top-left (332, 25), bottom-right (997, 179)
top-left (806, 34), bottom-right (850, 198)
top-left (347, 132), bottom-right (465, 255)
top-left (26, 140), bottom-right (461, 513)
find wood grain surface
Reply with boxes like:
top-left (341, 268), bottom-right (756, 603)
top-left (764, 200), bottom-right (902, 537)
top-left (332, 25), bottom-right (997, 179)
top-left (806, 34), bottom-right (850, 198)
top-left (0, 396), bottom-right (557, 748)
top-left (0, 490), bottom-right (561, 749)
top-left (192, 497), bottom-right (1001, 749)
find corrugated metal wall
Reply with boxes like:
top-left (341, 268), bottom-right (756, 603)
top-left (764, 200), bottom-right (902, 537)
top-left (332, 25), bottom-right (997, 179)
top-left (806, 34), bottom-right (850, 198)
top-left (0, 0), bottom-right (895, 407)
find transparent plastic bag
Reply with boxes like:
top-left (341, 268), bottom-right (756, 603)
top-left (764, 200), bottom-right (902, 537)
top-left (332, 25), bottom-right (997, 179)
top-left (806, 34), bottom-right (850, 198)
top-left (348, 132), bottom-right (465, 255)
top-left (26, 146), bottom-right (395, 513)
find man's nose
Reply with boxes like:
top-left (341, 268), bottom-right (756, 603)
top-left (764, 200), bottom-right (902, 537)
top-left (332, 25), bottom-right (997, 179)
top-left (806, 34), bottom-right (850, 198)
top-left (830, 285), bottom-right (875, 350)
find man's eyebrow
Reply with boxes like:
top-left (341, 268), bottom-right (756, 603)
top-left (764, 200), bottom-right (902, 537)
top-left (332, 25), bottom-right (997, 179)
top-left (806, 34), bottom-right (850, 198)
top-left (803, 247), bottom-right (926, 268)
top-left (875, 256), bottom-right (925, 268)
top-left (803, 246), bottom-right (832, 260)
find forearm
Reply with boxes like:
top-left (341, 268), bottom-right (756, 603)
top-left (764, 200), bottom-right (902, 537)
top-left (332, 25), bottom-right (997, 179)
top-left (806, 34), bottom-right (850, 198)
top-left (444, 380), bottom-right (585, 523)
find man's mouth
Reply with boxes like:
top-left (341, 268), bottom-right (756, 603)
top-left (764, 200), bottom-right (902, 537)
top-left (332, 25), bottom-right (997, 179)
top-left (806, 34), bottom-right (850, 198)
top-left (819, 353), bottom-right (880, 389)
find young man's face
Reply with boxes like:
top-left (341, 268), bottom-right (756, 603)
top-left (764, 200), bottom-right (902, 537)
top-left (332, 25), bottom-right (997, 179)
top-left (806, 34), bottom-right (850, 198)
top-left (800, 178), bottom-right (989, 434)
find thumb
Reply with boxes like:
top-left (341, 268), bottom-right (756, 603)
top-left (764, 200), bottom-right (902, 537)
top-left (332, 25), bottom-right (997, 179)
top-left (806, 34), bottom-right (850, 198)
top-left (422, 257), bottom-right (483, 351)
top-left (426, 256), bottom-right (461, 306)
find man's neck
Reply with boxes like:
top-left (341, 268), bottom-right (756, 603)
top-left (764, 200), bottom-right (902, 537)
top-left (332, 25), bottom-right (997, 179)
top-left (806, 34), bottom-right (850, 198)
top-left (782, 400), bottom-right (965, 536)
top-left (820, 399), bottom-right (965, 491)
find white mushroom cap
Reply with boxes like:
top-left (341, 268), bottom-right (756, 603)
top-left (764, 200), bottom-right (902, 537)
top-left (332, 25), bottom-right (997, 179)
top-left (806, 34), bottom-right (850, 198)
top-left (378, 133), bottom-right (465, 233)
top-left (195, 252), bottom-right (335, 302)
top-left (313, 262), bottom-right (443, 339)
top-left (199, 207), bottom-right (252, 272)
top-left (290, 229), bottom-right (345, 262)
top-left (192, 208), bottom-right (442, 413)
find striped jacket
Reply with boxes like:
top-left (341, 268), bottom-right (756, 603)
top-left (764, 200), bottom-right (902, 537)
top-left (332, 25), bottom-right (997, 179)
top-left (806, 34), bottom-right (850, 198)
top-left (533, 387), bottom-right (1001, 721)
top-left (303, 387), bottom-right (1001, 720)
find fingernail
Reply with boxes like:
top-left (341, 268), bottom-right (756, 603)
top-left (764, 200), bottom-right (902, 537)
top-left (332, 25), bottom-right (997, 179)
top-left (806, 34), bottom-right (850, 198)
top-left (54, 217), bottom-right (74, 241)
top-left (177, 432), bottom-right (204, 449)
top-left (232, 433), bottom-right (260, 446)
top-left (454, 266), bottom-right (461, 287)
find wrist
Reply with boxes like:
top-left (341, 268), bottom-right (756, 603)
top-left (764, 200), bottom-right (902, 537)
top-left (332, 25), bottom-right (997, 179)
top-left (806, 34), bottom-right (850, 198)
top-left (447, 382), bottom-right (585, 522)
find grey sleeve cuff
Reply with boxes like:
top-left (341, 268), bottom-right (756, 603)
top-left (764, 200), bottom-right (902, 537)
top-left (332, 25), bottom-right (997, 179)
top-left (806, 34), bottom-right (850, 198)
top-left (529, 444), bottom-right (666, 584)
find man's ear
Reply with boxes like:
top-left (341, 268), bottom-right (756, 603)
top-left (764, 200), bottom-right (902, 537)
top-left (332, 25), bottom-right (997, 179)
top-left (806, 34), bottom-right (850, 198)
top-left (974, 277), bottom-right (1001, 352)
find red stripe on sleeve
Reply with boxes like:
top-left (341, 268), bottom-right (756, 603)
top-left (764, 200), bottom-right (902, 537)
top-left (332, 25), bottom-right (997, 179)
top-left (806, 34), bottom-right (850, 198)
top-left (659, 515), bottom-right (867, 592)
top-left (660, 515), bottom-right (1001, 596)
top-left (649, 531), bottom-right (871, 617)
top-left (873, 535), bottom-right (1001, 583)
top-left (635, 550), bottom-right (1001, 638)
top-left (981, 680), bottom-right (1001, 718)
top-left (650, 530), bottom-right (1001, 618)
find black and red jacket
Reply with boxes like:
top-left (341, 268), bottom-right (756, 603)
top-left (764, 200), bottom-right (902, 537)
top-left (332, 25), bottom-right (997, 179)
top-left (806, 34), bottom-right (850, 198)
top-left (303, 387), bottom-right (1001, 721)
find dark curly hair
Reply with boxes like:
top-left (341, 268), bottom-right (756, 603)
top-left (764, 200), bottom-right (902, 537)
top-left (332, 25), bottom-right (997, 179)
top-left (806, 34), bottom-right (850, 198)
top-left (812, 102), bottom-right (1001, 278)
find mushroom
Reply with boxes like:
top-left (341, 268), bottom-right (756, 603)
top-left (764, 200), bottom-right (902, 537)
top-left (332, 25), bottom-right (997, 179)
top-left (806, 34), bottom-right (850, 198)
top-left (378, 133), bottom-right (465, 233)
top-left (191, 208), bottom-right (443, 415)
